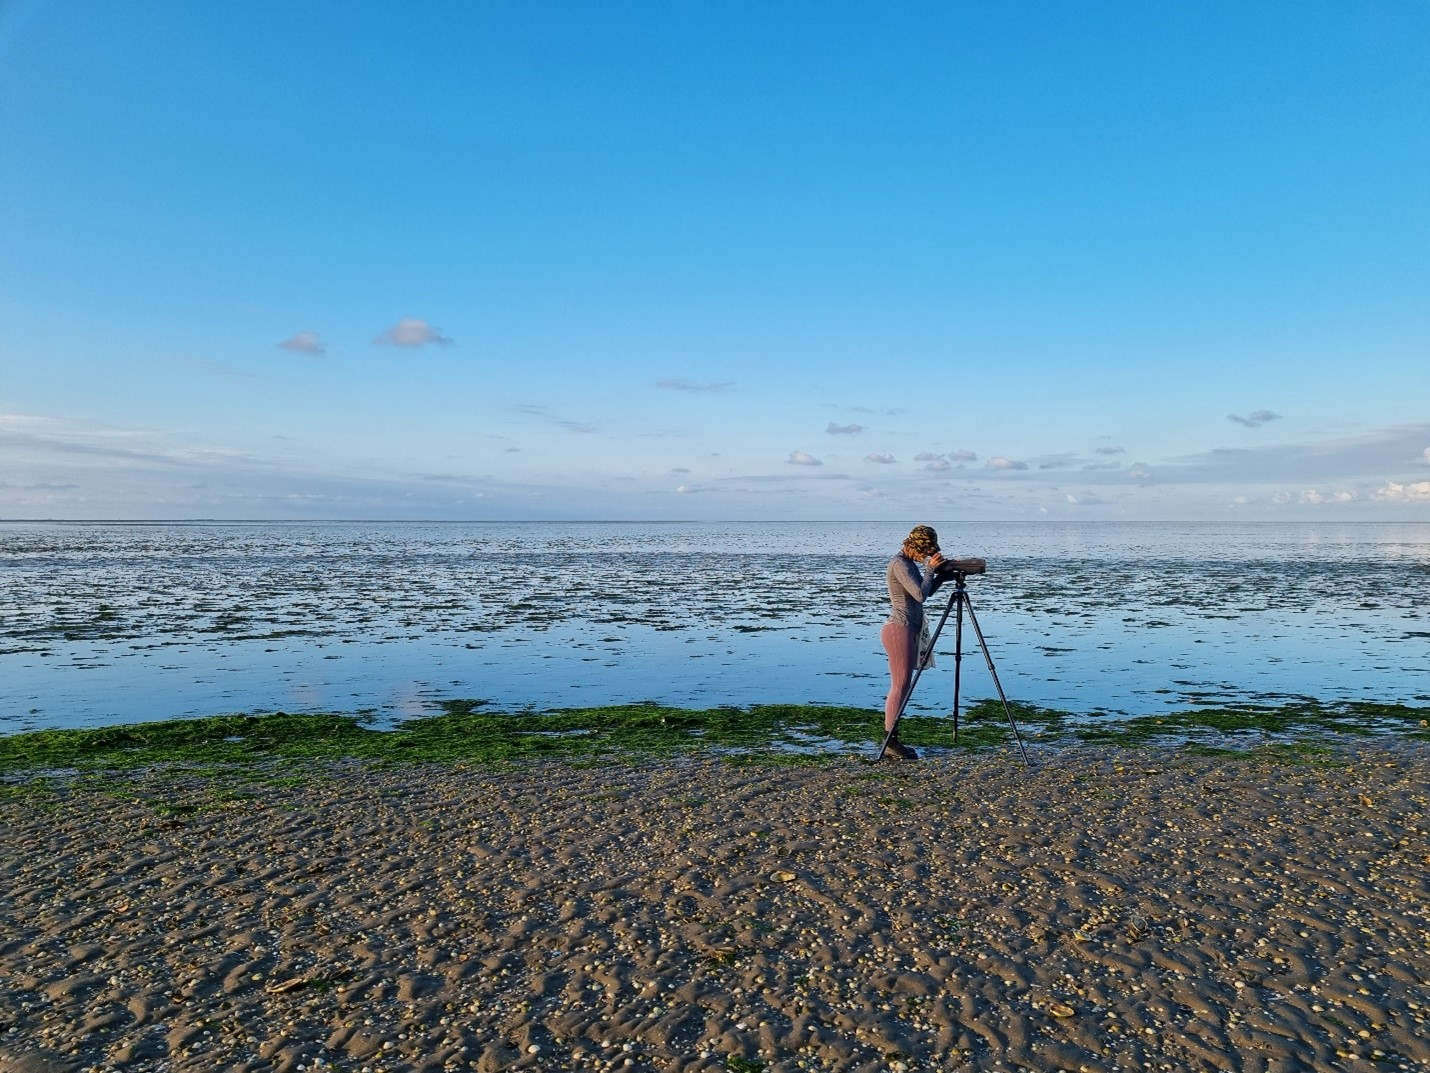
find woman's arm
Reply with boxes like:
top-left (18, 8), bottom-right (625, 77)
top-left (920, 552), bottom-right (947, 598)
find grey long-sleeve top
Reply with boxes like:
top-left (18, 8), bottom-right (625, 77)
top-left (885, 554), bottom-right (940, 629)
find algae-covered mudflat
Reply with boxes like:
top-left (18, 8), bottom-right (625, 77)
top-left (2, 699), bottom-right (1427, 782)
top-left (4, 520), bottom-right (1429, 738)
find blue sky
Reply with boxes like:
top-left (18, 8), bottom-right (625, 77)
top-left (2, 1), bottom-right (1428, 520)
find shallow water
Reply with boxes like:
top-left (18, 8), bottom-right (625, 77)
top-left (2, 520), bottom-right (1428, 733)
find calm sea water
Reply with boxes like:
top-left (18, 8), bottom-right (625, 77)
top-left (2, 520), bottom-right (1428, 734)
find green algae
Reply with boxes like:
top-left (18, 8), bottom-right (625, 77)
top-left (0, 699), bottom-right (1424, 778)
top-left (1070, 700), bottom-right (1430, 749)
top-left (897, 698), bottom-right (1430, 753)
top-left (0, 703), bottom-right (880, 775)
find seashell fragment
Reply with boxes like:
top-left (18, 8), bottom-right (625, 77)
top-left (266, 976), bottom-right (318, 994)
top-left (771, 870), bottom-right (797, 883)
top-left (1049, 1002), bottom-right (1076, 1018)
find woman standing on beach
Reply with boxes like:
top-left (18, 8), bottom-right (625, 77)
top-left (881, 525), bottom-right (945, 760)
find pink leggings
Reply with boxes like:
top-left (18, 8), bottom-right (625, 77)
top-left (880, 620), bottom-right (919, 732)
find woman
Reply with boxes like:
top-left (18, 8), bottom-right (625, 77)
top-left (880, 524), bottom-right (946, 760)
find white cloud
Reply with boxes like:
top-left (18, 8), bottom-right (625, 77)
top-left (1298, 489), bottom-right (1358, 505)
top-left (374, 318), bottom-right (452, 347)
top-left (1165, 424), bottom-right (1430, 485)
top-left (11, 400), bottom-right (1423, 522)
top-left (986, 456), bottom-right (1028, 471)
top-left (277, 330), bottom-right (325, 355)
top-left (1376, 480), bottom-right (1430, 502)
top-left (1, 413), bottom-right (61, 432)
top-left (924, 459), bottom-right (951, 471)
top-left (0, 412), bottom-right (218, 467)
top-left (949, 449), bottom-right (977, 462)
top-left (1094, 445), bottom-right (1126, 455)
top-left (718, 471), bottom-right (853, 484)
top-left (1082, 460), bottom-right (1121, 471)
top-left (656, 378), bottom-right (734, 392)
top-left (1229, 409), bottom-right (1282, 429)
top-left (826, 422), bottom-right (863, 435)
top-left (1421, 447), bottom-right (1430, 466)
top-left (914, 451), bottom-right (943, 462)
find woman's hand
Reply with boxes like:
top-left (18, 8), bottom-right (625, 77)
top-left (928, 551), bottom-right (945, 569)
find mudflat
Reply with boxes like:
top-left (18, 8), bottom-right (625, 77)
top-left (1, 744), bottom-right (1427, 1072)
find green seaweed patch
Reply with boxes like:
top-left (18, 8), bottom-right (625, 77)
top-left (0, 781), bottom-right (55, 801)
top-left (0, 699), bottom-right (1423, 777)
top-left (1070, 700), bottom-right (1430, 750)
top-left (0, 712), bottom-right (381, 774)
top-left (898, 699), bottom-right (1070, 751)
top-left (0, 703), bottom-right (883, 775)
top-left (1180, 741), bottom-right (1349, 767)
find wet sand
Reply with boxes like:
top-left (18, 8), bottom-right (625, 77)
top-left (1, 744), bottom-right (1427, 1072)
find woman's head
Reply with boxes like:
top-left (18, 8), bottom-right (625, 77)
top-left (903, 525), bottom-right (940, 559)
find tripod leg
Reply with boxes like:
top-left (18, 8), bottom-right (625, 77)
top-left (951, 591), bottom-right (964, 745)
top-left (876, 591), bottom-right (957, 761)
top-left (961, 596), bottom-right (1031, 767)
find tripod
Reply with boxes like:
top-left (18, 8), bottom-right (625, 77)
top-left (876, 569), bottom-right (1031, 766)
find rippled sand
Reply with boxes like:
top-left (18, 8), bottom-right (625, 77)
top-left (2, 744), bottom-right (1427, 1072)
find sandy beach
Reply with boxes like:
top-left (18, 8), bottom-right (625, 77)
top-left (2, 744), bottom-right (1427, 1073)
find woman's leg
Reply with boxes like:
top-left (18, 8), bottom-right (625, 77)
top-left (880, 621), bottom-right (918, 733)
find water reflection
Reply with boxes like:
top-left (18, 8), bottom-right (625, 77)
top-left (2, 520), bottom-right (1427, 732)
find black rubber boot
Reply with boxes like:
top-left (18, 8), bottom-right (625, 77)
top-left (886, 732), bottom-right (919, 761)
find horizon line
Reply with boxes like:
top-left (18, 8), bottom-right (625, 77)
top-left (2, 517), bottom-right (1425, 526)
